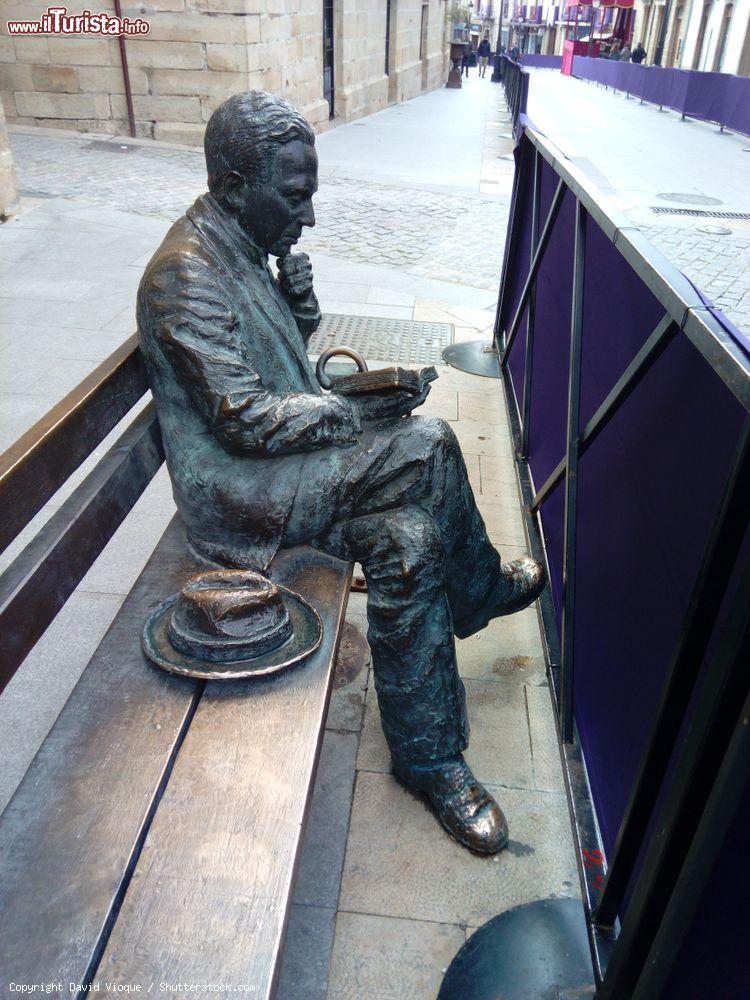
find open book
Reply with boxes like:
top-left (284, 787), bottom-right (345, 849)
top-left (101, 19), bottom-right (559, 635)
top-left (330, 365), bottom-right (439, 397)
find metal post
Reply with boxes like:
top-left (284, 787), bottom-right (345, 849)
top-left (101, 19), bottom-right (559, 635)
top-left (491, 0), bottom-right (506, 81)
top-left (595, 417), bottom-right (750, 927)
top-left (559, 200), bottom-right (586, 744)
top-left (520, 150), bottom-right (542, 459)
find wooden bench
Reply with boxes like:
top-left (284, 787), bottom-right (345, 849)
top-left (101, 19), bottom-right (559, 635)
top-left (0, 335), bottom-right (353, 997)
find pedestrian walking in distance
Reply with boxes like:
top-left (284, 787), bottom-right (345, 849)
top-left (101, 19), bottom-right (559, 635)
top-left (462, 41), bottom-right (471, 78)
top-left (478, 34), bottom-right (492, 77)
top-left (631, 42), bottom-right (647, 64)
top-left (620, 43), bottom-right (631, 61)
top-left (609, 39), bottom-right (622, 59)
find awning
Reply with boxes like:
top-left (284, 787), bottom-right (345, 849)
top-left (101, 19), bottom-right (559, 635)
top-left (575, 0), bottom-right (634, 7)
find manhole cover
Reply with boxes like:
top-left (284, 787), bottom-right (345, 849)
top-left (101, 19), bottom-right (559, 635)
top-left (310, 315), bottom-right (453, 366)
top-left (84, 139), bottom-right (141, 154)
top-left (333, 622), bottom-right (370, 689)
top-left (656, 192), bottom-right (724, 206)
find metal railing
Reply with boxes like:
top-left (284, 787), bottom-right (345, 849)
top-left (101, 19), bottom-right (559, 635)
top-left (495, 123), bottom-right (750, 996)
top-left (500, 54), bottom-right (530, 139)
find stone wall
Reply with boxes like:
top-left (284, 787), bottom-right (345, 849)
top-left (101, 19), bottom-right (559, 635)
top-left (0, 0), bottom-right (449, 143)
top-left (0, 97), bottom-right (18, 217)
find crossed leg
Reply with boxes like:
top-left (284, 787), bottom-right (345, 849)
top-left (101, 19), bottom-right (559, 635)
top-left (286, 415), bottom-right (502, 765)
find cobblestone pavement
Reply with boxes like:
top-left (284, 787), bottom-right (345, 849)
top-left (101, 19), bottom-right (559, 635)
top-left (8, 129), bottom-right (509, 292)
top-left (638, 222), bottom-right (750, 329)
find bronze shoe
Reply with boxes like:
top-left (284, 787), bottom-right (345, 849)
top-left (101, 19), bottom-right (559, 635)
top-left (453, 556), bottom-right (546, 639)
top-left (394, 755), bottom-right (509, 855)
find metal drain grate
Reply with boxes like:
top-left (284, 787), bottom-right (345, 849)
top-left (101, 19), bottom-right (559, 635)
top-left (650, 207), bottom-right (750, 220)
top-left (310, 315), bottom-right (453, 365)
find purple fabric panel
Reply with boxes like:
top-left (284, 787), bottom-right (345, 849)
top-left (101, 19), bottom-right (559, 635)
top-left (659, 523), bottom-right (750, 996)
top-left (662, 782), bottom-right (750, 997)
top-left (573, 337), bottom-right (745, 854)
top-left (670, 68), bottom-right (692, 112)
top-left (723, 73), bottom-right (750, 135)
top-left (501, 140), bottom-right (535, 398)
top-left (522, 54), bottom-right (563, 69)
top-left (520, 72), bottom-right (530, 115)
top-left (572, 56), bottom-right (750, 135)
top-left (526, 161), bottom-right (577, 490)
top-left (683, 70), bottom-right (729, 122)
top-left (540, 478), bottom-right (566, 632)
top-left (579, 218), bottom-right (665, 426)
top-left (640, 65), bottom-right (676, 106)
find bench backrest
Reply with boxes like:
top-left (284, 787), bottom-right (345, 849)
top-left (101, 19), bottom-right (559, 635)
top-left (0, 335), bottom-right (164, 693)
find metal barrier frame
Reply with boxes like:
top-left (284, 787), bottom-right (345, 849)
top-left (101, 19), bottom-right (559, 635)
top-left (500, 55), bottom-right (530, 140)
top-left (495, 122), bottom-right (750, 995)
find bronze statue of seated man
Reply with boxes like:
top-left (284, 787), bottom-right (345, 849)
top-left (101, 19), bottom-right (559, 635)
top-left (137, 90), bottom-right (545, 855)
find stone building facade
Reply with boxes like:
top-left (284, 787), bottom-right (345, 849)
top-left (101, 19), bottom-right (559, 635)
top-left (0, 0), bottom-right (450, 144)
top-left (0, 98), bottom-right (18, 217)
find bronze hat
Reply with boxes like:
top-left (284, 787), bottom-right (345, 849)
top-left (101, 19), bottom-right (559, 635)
top-left (142, 569), bottom-right (322, 680)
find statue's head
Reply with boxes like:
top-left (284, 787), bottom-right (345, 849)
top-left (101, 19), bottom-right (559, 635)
top-left (205, 91), bottom-right (317, 257)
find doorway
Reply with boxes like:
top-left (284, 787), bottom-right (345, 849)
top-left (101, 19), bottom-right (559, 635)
top-left (713, 2), bottom-right (733, 70)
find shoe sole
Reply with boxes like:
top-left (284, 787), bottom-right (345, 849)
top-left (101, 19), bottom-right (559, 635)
top-left (453, 586), bottom-right (544, 641)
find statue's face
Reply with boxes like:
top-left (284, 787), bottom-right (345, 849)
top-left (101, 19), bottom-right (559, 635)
top-left (234, 139), bottom-right (318, 257)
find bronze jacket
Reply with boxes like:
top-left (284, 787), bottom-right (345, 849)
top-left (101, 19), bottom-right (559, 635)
top-left (137, 193), bottom-right (360, 570)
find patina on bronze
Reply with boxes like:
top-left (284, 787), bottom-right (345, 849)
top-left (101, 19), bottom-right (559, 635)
top-left (137, 90), bottom-right (546, 855)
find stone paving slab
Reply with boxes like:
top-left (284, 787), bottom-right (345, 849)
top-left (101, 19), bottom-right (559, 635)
top-left (527, 684), bottom-right (567, 795)
top-left (456, 609), bottom-right (548, 686)
top-left (326, 911), bottom-right (465, 1000)
top-left (338, 772), bottom-right (578, 928)
top-left (357, 678), bottom-right (537, 791)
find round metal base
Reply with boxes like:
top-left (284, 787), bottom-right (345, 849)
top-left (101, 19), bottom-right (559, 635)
top-left (438, 898), bottom-right (595, 1000)
top-left (442, 340), bottom-right (501, 379)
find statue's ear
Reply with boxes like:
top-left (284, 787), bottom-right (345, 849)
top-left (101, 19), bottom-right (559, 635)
top-left (221, 170), bottom-right (246, 211)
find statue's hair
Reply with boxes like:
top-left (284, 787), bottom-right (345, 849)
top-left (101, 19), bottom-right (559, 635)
top-left (204, 91), bottom-right (315, 193)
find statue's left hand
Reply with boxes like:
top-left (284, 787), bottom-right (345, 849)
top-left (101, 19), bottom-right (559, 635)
top-left (277, 253), bottom-right (314, 300)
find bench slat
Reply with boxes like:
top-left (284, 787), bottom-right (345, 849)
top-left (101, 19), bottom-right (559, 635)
top-left (94, 547), bottom-right (353, 999)
top-left (0, 335), bottom-right (147, 556)
top-left (0, 403), bottom-right (164, 694)
top-left (0, 518), bottom-right (201, 989)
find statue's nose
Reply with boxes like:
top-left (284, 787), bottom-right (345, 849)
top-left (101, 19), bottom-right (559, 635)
top-left (299, 202), bottom-right (315, 228)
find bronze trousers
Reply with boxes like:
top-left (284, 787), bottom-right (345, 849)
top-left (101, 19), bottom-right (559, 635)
top-left (285, 416), bottom-right (503, 766)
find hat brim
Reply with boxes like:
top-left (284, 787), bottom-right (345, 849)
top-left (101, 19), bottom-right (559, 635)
top-left (142, 584), bottom-right (323, 681)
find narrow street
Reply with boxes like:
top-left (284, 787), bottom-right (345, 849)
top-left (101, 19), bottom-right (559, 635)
top-left (527, 67), bottom-right (750, 332)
